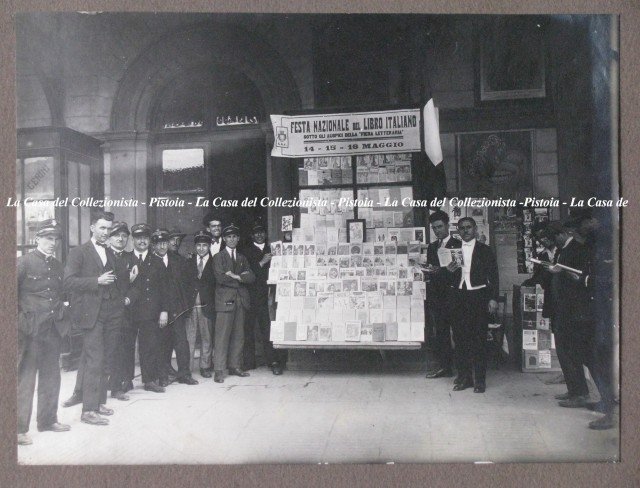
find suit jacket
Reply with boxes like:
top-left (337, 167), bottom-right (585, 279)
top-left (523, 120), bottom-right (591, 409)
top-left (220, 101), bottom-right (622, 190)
top-left (17, 250), bottom-right (69, 337)
top-left (213, 248), bottom-right (256, 312)
top-left (426, 236), bottom-right (462, 291)
top-left (186, 253), bottom-right (216, 318)
top-left (242, 242), bottom-right (270, 307)
top-left (111, 249), bottom-right (135, 297)
top-left (64, 240), bottom-right (127, 330)
top-left (550, 238), bottom-right (591, 322)
top-left (449, 240), bottom-right (500, 300)
top-left (161, 252), bottom-right (193, 323)
top-left (125, 252), bottom-right (170, 322)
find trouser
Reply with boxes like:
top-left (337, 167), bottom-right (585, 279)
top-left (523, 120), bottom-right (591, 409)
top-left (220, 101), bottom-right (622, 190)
top-left (80, 304), bottom-right (121, 412)
top-left (451, 287), bottom-right (489, 385)
top-left (159, 316), bottom-right (191, 379)
top-left (17, 324), bottom-right (61, 433)
top-left (214, 306), bottom-right (245, 372)
top-left (185, 298), bottom-right (213, 371)
top-left (591, 324), bottom-right (615, 413)
top-left (73, 320), bottom-right (125, 395)
top-left (136, 319), bottom-right (162, 384)
top-left (554, 317), bottom-right (590, 397)
top-left (427, 294), bottom-right (454, 371)
top-left (244, 301), bottom-right (287, 368)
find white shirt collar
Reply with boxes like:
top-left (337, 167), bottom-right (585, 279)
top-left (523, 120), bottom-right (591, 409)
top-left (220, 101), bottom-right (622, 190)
top-left (462, 238), bottom-right (476, 247)
top-left (135, 249), bottom-right (148, 260)
top-left (226, 247), bottom-right (236, 258)
top-left (254, 242), bottom-right (266, 251)
top-left (197, 253), bottom-right (209, 263)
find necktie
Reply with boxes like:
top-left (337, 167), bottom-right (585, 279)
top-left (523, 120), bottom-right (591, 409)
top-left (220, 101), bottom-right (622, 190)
top-left (198, 256), bottom-right (204, 279)
top-left (438, 239), bottom-right (443, 249)
top-left (232, 249), bottom-right (236, 263)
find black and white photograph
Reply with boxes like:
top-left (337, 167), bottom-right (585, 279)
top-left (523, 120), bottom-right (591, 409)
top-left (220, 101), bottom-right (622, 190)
top-left (6, 7), bottom-right (628, 477)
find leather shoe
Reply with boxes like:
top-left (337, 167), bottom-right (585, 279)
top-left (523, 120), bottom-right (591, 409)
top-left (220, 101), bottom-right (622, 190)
top-left (178, 376), bottom-right (199, 385)
top-left (453, 380), bottom-right (473, 391)
top-left (98, 405), bottom-right (114, 416)
top-left (167, 373), bottom-right (177, 383)
top-left (81, 411), bottom-right (109, 426)
top-left (554, 392), bottom-right (571, 400)
top-left (38, 422), bottom-right (71, 432)
top-left (473, 384), bottom-right (486, 393)
top-left (159, 378), bottom-right (169, 388)
top-left (589, 413), bottom-right (614, 430)
top-left (111, 390), bottom-right (130, 401)
top-left (426, 368), bottom-right (453, 379)
top-left (271, 363), bottom-right (283, 375)
top-left (214, 371), bottom-right (224, 383)
top-left (586, 401), bottom-right (610, 414)
top-left (200, 368), bottom-right (212, 378)
top-left (144, 381), bottom-right (165, 393)
top-left (453, 375), bottom-right (467, 386)
top-left (228, 368), bottom-right (249, 377)
top-left (17, 433), bottom-right (33, 445)
top-left (62, 392), bottom-right (82, 408)
top-left (123, 381), bottom-right (134, 392)
top-left (558, 395), bottom-right (589, 408)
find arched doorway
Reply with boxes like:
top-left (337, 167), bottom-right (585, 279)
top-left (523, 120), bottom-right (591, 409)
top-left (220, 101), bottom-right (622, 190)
top-left (107, 21), bottom-right (302, 250)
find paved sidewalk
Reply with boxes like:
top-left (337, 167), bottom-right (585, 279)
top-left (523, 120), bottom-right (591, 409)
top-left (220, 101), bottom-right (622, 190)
top-left (17, 367), bottom-right (618, 464)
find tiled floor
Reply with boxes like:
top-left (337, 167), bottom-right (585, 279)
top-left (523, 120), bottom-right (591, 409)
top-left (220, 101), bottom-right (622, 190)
top-left (17, 366), bottom-right (618, 464)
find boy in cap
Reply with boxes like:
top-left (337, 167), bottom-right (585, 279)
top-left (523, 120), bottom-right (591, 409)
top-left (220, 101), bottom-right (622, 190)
top-left (17, 219), bottom-right (70, 445)
top-left (185, 230), bottom-right (216, 377)
top-left (212, 223), bottom-right (255, 383)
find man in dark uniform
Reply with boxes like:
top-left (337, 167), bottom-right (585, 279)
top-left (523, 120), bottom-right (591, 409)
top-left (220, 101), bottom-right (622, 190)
top-left (242, 219), bottom-right (286, 375)
top-left (152, 229), bottom-right (198, 386)
top-left (185, 230), bottom-right (216, 378)
top-left (17, 219), bottom-right (70, 445)
top-left (447, 217), bottom-right (499, 393)
top-left (423, 210), bottom-right (462, 379)
top-left (122, 223), bottom-right (168, 393)
top-left (212, 224), bottom-right (255, 383)
top-left (62, 221), bottom-right (133, 407)
top-left (64, 211), bottom-right (128, 425)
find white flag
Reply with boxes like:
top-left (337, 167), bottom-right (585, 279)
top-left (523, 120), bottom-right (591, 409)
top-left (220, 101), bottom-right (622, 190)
top-left (423, 98), bottom-right (443, 165)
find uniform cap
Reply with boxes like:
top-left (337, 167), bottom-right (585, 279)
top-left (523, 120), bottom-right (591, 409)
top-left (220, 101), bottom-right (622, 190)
top-left (194, 229), bottom-right (213, 244)
top-left (131, 223), bottom-right (152, 237)
top-left (36, 219), bottom-right (62, 238)
top-left (222, 223), bottom-right (240, 237)
top-left (110, 221), bottom-right (130, 236)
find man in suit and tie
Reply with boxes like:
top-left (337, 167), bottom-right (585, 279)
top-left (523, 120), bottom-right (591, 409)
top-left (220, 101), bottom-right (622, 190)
top-left (17, 219), bottom-right (71, 445)
top-left (242, 219), bottom-right (287, 375)
top-left (185, 230), bottom-right (216, 378)
top-left (62, 221), bottom-right (134, 407)
top-left (423, 210), bottom-right (462, 379)
top-left (152, 229), bottom-right (198, 386)
top-left (447, 217), bottom-right (499, 393)
top-left (204, 213), bottom-right (225, 257)
top-left (168, 228), bottom-right (187, 258)
top-left (64, 211), bottom-right (128, 425)
top-left (212, 223), bottom-right (256, 383)
top-left (548, 218), bottom-right (593, 408)
top-left (121, 224), bottom-right (169, 393)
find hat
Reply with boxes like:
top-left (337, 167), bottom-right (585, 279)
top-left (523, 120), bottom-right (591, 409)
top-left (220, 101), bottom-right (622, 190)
top-left (168, 227), bottom-right (186, 239)
top-left (36, 219), bottom-right (62, 238)
top-left (110, 221), bottom-right (130, 237)
top-left (222, 223), bottom-right (240, 237)
top-left (131, 223), bottom-right (152, 237)
top-left (194, 229), bottom-right (213, 244)
top-left (251, 218), bottom-right (266, 233)
top-left (151, 228), bottom-right (170, 243)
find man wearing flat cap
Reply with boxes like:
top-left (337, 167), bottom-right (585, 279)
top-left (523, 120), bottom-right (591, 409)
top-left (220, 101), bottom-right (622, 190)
top-left (64, 211), bottom-right (129, 426)
top-left (121, 224), bottom-right (169, 393)
top-left (152, 229), bottom-right (198, 386)
top-left (168, 228), bottom-right (187, 258)
top-left (185, 230), bottom-right (216, 377)
top-left (17, 219), bottom-right (70, 445)
top-left (242, 218), bottom-right (286, 375)
top-left (212, 223), bottom-right (256, 383)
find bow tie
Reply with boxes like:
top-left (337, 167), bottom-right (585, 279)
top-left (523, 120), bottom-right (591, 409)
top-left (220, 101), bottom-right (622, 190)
top-left (212, 239), bottom-right (220, 244)
top-left (96, 242), bottom-right (108, 248)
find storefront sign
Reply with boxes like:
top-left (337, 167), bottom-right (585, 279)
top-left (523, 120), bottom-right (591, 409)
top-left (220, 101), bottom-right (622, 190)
top-left (270, 109), bottom-right (421, 158)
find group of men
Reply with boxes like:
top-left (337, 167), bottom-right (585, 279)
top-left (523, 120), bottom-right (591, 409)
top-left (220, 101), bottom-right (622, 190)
top-left (422, 209), bottom-right (616, 430)
top-left (17, 211), bottom-right (285, 445)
